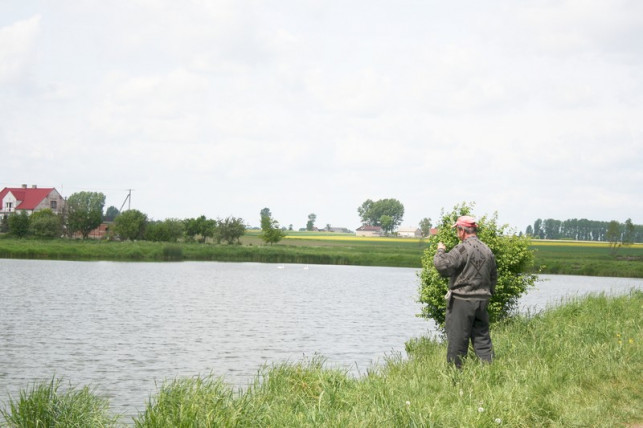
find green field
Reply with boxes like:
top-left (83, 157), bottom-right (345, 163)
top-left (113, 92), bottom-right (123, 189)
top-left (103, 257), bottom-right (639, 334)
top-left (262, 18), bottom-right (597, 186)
top-left (1, 233), bottom-right (642, 278)
top-left (529, 240), bottom-right (643, 277)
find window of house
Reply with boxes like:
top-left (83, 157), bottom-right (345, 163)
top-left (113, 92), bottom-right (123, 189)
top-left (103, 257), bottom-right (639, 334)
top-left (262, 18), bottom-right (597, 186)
top-left (50, 200), bottom-right (57, 209)
top-left (5, 202), bottom-right (12, 211)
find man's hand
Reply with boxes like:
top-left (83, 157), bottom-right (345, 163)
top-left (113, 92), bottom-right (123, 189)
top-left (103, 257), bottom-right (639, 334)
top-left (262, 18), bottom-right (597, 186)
top-left (437, 242), bottom-right (446, 251)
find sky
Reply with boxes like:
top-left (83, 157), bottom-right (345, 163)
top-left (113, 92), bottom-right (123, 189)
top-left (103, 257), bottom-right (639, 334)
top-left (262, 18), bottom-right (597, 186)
top-left (1, 1), bottom-right (641, 232)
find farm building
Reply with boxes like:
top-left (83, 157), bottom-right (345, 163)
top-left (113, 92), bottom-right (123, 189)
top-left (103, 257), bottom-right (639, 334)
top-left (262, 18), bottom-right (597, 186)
top-left (397, 227), bottom-right (422, 238)
top-left (355, 225), bottom-right (383, 237)
top-left (0, 185), bottom-right (65, 216)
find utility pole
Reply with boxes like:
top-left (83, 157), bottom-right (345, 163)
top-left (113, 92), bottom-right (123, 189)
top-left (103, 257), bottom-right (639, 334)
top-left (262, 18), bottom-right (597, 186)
top-left (119, 189), bottom-right (132, 212)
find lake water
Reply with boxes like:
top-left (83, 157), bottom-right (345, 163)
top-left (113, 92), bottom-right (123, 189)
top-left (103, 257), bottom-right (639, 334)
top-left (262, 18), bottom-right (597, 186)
top-left (1, 259), bottom-right (641, 421)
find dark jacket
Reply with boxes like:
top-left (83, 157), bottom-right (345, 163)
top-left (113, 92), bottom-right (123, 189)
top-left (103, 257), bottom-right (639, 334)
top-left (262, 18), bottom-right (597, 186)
top-left (433, 236), bottom-right (498, 299)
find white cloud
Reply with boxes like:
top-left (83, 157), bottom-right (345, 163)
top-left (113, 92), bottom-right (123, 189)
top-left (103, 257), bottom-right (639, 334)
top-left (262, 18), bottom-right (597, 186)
top-left (0, 15), bottom-right (40, 83)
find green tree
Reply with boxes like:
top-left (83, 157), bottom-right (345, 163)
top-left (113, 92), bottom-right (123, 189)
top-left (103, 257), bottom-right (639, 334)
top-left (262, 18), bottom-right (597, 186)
top-left (543, 218), bottom-right (562, 239)
top-left (306, 213), bottom-right (317, 231)
top-left (113, 210), bottom-right (148, 240)
top-left (419, 217), bottom-right (432, 238)
top-left (216, 217), bottom-right (246, 244)
top-left (419, 202), bottom-right (538, 327)
top-left (8, 211), bottom-right (30, 238)
top-left (104, 206), bottom-right (120, 222)
top-left (260, 208), bottom-right (285, 245)
top-left (533, 219), bottom-right (544, 239)
top-left (66, 192), bottom-right (106, 239)
top-left (30, 209), bottom-right (62, 238)
top-left (357, 198), bottom-right (405, 230)
top-left (525, 224), bottom-right (534, 236)
top-left (380, 215), bottom-right (394, 235)
top-left (184, 216), bottom-right (216, 243)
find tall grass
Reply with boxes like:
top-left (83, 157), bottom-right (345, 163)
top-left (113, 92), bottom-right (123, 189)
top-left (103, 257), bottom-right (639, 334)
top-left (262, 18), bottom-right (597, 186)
top-left (0, 377), bottom-right (119, 427)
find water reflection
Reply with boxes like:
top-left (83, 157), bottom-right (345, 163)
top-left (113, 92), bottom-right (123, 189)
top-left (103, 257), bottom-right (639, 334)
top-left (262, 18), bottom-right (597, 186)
top-left (0, 259), bottom-right (640, 420)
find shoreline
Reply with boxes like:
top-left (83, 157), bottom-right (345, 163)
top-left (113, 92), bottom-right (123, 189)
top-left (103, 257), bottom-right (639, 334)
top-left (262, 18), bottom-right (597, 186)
top-left (0, 236), bottom-right (641, 278)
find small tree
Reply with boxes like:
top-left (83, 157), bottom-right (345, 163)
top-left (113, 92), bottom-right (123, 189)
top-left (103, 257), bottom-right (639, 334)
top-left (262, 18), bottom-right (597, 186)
top-left (104, 206), bottom-right (120, 222)
top-left (113, 210), bottom-right (148, 240)
top-left (66, 192), bottom-right (106, 239)
top-left (306, 213), bottom-right (316, 231)
top-left (184, 216), bottom-right (216, 243)
top-left (418, 202), bottom-right (538, 327)
top-left (8, 211), bottom-right (30, 238)
top-left (260, 208), bottom-right (285, 245)
top-left (525, 224), bottom-right (534, 236)
top-left (30, 209), bottom-right (62, 238)
top-left (216, 216), bottom-right (246, 244)
top-left (419, 217), bottom-right (432, 238)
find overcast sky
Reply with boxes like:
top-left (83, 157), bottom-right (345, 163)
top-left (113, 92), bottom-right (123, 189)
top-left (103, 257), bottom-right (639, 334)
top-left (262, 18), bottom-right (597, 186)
top-left (1, 1), bottom-right (641, 231)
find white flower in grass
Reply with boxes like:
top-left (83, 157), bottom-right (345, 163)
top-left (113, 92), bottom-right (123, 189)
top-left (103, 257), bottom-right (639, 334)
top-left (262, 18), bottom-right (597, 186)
top-left (478, 407), bottom-right (484, 413)
top-left (405, 401), bottom-right (411, 406)
top-left (494, 418), bottom-right (502, 424)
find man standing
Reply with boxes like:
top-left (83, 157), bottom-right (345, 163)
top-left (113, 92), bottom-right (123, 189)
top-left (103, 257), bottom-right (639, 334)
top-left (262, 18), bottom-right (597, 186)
top-left (433, 215), bottom-right (498, 368)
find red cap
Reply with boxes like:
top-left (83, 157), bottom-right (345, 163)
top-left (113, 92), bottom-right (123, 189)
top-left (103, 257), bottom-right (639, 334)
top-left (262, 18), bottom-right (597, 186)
top-left (453, 215), bottom-right (477, 229)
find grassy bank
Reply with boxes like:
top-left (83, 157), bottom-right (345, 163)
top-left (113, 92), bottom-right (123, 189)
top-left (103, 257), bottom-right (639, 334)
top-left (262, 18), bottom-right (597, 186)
top-left (529, 240), bottom-right (643, 277)
top-left (3, 291), bottom-right (641, 426)
top-left (0, 233), bottom-right (428, 267)
top-left (1, 234), bottom-right (642, 277)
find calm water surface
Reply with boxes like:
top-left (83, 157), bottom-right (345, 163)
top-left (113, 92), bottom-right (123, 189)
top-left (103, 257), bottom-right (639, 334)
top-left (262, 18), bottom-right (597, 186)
top-left (1, 259), bottom-right (641, 421)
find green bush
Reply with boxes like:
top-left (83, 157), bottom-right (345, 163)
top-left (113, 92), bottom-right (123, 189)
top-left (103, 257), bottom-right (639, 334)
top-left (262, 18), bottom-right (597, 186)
top-left (7, 211), bottom-right (30, 238)
top-left (418, 202), bottom-right (538, 327)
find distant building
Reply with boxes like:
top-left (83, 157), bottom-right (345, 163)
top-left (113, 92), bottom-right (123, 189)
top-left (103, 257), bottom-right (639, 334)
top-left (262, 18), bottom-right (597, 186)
top-left (0, 185), bottom-right (65, 217)
top-left (327, 227), bottom-right (352, 233)
top-left (72, 222), bottom-right (111, 240)
top-left (355, 225), bottom-right (383, 237)
top-left (397, 227), bottom-right (422, 238)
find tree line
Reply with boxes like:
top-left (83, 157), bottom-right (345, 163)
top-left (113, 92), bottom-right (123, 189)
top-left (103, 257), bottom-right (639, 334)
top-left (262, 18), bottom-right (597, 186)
top-left (3, 192), bottom-right (440, 242)
top-left (526, 218), bottom-right (642, 243)
top-left (1, 191), bottom-right (247, 244)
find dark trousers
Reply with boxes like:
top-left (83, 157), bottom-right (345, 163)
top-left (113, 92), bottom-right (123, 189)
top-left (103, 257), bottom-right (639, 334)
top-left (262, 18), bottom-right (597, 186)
top-left (445, 297), bottom-right (494, 368)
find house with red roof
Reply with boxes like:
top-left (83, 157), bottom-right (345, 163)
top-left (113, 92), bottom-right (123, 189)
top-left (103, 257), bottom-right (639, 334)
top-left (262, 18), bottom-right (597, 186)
top-left (0, 185), bottom-right (65, 217)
